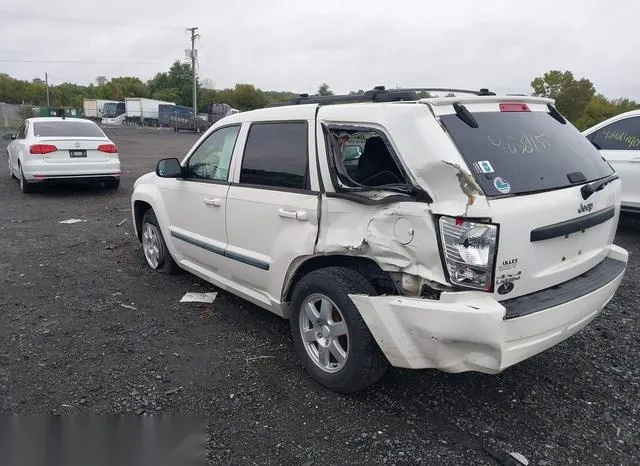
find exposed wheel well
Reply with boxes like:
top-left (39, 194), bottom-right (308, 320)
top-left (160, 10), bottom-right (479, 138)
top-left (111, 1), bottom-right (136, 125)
top-left (133, 200), bottom-right (152, 241)
top-left (283, 255), bottom-right (399, 303)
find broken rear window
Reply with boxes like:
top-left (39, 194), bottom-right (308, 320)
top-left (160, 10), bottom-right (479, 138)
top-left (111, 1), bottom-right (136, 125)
top-left (325, 127), bottom-right (407, 189)
top-left (440, 111), bottom-right (614, 197)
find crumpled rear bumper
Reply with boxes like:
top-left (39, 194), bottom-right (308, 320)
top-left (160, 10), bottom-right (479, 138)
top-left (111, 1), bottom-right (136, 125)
top-left (350, 245), bottom-right (628, 373)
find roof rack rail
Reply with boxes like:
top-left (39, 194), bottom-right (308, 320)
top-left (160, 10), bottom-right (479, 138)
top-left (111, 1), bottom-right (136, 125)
top-left (268, 86), bottom-right (417, 107)
top-left (268, 86), bottom-right (496, 107)
top-left (401, 87), bottom-right (496, 96)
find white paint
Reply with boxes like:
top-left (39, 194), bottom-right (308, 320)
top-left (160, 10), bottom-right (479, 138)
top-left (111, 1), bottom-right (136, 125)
top-left (583, 110), bottom-right (640, 212)
top-left (131, 94), bottom-right (629, 379)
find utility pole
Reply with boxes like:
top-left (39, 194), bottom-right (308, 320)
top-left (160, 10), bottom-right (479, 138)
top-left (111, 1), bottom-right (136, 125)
top-left (188, 27), bottom-right (199, 120)
top-left (45, 72), bottom-right (50, 108)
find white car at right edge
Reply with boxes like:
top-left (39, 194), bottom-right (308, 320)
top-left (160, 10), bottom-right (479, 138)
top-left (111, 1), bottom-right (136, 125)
top-left (583, 110), bottom-right (640, 214)
top-left (131, 86), bottom-right (628, 393)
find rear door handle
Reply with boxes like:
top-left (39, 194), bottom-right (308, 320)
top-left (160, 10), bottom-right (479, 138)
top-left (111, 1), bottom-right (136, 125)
top-left (203, 197), bottom-right (222, 207)
top-left (278, 208), bottom-right (308, 221)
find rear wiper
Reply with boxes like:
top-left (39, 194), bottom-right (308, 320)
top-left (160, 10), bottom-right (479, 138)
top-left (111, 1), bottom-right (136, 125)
top-left (453, 103), bottom-right (478, 128)
top-left (581, 174), bottom-right (619, 200)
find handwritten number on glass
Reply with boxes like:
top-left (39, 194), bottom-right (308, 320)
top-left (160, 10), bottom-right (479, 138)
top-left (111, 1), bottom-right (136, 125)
top-left (487, 134), bottom-right (550, 155)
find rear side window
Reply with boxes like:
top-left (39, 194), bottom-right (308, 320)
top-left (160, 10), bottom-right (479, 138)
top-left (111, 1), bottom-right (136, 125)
top-left (440, 111), bottom-right (614, 197)
top-left (239, 122), bottom-right (308, 190)
top-left (33, 121), bottom-right (105, 138)
top-left (588, 117), bottom-right (640, 151)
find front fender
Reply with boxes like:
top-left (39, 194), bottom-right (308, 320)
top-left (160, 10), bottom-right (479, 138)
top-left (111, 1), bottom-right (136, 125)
top-left (130, 175), bottom-right (176, 256)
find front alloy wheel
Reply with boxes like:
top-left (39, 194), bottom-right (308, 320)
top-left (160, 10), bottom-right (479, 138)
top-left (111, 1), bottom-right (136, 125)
top-left (142, 222), bottom-right (162, 269)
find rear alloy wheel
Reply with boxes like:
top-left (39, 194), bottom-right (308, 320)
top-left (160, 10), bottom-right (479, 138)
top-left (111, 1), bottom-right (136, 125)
top-left (19, 165), bottom-right (34, 193)
top-left (290, 267), bottom-right (388, 393)
top-left (141, 209), bottom-right (179, 274)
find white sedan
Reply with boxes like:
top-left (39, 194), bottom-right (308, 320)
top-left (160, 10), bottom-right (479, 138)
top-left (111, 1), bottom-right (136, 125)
top-left (4, 117), bottom-right (121, 193)
top-left (583, 110), bottom-right (640, 213)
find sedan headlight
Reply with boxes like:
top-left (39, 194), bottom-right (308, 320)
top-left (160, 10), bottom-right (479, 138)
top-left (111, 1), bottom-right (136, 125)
top-left (439, 216), bottom-right (498, 290)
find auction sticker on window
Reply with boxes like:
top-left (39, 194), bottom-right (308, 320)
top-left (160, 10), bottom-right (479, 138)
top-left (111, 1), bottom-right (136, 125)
top-left (473, 160), bottom-right (495, 174)
top-left (493, 177), bottom-right (511, 194)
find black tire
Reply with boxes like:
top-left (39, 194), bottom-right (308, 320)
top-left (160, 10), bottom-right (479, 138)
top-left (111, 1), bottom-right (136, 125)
top-left (19, 165), bottom-right (34, 193)
top-left (290, 267), bottom-right (388, 393)
top-left (108, 178), bottom-right (120, 189)
top-left (8, 155), bottom-right (15, 179)
top-left (141, 209), bottom-right (180, 274)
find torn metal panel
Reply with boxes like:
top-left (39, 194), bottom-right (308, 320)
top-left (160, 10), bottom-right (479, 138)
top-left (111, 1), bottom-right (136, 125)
top-left (314, 195), bottom-right (447, 284)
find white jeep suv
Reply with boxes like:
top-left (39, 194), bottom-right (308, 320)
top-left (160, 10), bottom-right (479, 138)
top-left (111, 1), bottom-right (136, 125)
top-left (131, 87), bottom-right (628, 393)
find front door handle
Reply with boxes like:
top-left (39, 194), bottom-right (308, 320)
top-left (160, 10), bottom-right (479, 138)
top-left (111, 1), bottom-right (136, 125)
top-left (278, 208), bottom-right (308, 221)
top-left (203, 197), bottom-right (222, 207)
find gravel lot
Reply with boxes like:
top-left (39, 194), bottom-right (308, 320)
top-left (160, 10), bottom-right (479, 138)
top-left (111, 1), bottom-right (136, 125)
top-left (1, 126), bottom-right (638, 465)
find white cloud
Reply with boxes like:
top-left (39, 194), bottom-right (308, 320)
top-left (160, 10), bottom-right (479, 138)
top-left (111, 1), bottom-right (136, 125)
top-left (0, 0), bottom-right (638, 99)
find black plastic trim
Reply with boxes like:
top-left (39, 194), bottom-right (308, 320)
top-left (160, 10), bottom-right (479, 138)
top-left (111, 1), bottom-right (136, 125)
top-left (530, 206), bottom-right (616, 242)
top-left (170, 231), bottom-right (270, 271)
top-left (502, 257), bottom-right (626, 319)
top-left (230, 183), bottom-right (320, 196)
top-left (325, 191), bottom-right (415, 206)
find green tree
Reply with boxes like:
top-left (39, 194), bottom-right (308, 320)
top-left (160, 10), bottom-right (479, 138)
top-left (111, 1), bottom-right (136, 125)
top-left (96, 76), bottom-right (108, 86)
top-left (531, 70), bottom-right (595, 123)
top-left (575, 94), bottom-right (639, 131)
top-left (148, 61), bottom-right (197, 106)
top-left (318, 82), bottom-right (334, 96)
top-left (231, 84), bottom-right (268, 111)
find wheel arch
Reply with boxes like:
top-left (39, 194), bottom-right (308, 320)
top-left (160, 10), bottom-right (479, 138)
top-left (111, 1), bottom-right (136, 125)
top-left (133, 200), bottom-right (153, 241)
top-left (282, 254), bottom-right (399, 304)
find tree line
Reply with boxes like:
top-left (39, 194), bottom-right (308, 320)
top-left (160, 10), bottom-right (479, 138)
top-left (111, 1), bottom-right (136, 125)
top-left (0, 63), bottom-right (637, 129)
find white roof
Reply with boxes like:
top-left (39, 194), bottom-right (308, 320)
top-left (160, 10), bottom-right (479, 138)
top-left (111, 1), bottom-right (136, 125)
top-left (27, 117), bottom-right (96, 123)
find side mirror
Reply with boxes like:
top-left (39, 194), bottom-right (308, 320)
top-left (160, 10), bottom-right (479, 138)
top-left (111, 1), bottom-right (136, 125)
top-left (156, 158), bottom-right (183, 178)
top-left (1, 133), bottom-right (14, 140)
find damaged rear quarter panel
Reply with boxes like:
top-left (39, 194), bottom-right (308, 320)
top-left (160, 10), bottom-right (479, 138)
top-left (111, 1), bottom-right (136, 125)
top-left (315, 195), bottom-right (448, 284)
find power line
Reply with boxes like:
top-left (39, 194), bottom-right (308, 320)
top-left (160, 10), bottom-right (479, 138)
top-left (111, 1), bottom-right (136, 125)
top-left (0, 59), bottom-right (162, 64)
top-left (0, 9), bottom-right (187, 29)
top-left (197, 37), bottom-right (219, 85)
top-left (0, 50), bottom-right (165, 59)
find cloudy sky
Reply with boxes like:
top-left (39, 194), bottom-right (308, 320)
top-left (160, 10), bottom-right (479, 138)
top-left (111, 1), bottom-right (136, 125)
top-left (1, 0), bottom-right (638, 99)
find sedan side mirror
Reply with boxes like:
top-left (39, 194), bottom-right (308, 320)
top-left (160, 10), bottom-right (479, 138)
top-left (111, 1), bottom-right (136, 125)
top-left (1, 133), bottom-right (14, 140)
top-left (156, 158), bottom-right (183, 178)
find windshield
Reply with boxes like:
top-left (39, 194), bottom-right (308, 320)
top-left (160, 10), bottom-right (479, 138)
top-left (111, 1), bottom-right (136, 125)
top-left (440, 111), bottom-right (614, 197)
top-left (33, 121), bottom-right (105, 138)
top-left (103, 103), bottom-right (118, 118)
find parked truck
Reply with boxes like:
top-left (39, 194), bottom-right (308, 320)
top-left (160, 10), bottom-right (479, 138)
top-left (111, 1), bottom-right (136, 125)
top-left (207, 103), bottom-right (239, 124)
top-left (83, 99), bottom-right (120, 121)
top-left (102, 102), bottom-right (127, 126)
top-left (124, 98), bottom-right (175, 126)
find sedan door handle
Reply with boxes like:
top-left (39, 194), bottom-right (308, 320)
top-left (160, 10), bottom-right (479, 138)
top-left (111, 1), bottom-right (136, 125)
top-left (203, 197), bottom-right (222, 207)
top-left (278, 208), bottom-right (308, 221)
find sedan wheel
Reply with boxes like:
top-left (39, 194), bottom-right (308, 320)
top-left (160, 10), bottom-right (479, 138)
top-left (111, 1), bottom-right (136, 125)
top-left (19, 165), bottom-right (33, 193)
top-left (8, 155), bottom-right (15, 178)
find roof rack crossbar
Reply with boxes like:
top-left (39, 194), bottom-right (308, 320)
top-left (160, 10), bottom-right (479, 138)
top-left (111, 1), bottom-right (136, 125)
top-left (268, 86), bottom-right (496, 107)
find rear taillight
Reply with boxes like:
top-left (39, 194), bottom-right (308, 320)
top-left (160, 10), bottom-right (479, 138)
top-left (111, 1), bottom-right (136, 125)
top-left (97, 144), bottom-right (118, 153)
top-left (30, 144), bottom-right (57, 154)
top-left (439, 216), bottom-right (498, 291)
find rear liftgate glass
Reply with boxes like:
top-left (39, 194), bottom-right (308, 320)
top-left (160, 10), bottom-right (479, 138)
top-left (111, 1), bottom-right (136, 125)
top-left (439, 104), bottom-right (614, 198)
